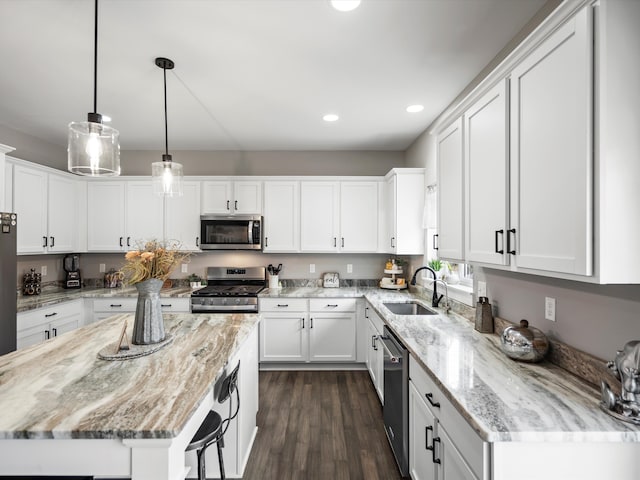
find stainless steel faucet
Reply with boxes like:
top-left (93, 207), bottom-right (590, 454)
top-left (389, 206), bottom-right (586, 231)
top-left (434, 279), bottom-right (450, 312)
top-left (410, 266), bottom-right (443, 308)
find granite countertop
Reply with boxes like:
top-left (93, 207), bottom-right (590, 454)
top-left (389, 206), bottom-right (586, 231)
top-left (17, 285), bottom-right (196, 313)
top-left (0, 312), bottom-right (258, 439)
top-left (362, 290), bottom-right (640, 444)
top-left (259, 286), bottom-right (377, 298)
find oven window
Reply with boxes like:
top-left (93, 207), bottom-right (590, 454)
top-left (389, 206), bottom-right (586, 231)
top-left (204, 221), bottom-right (248, 244)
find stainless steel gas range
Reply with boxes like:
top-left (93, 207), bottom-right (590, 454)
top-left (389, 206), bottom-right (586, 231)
top-left (190, 266), bottom-right (266, 314)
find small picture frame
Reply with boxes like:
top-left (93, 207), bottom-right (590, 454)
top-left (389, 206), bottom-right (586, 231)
top-left (323, 272), bottom-right (340, 288)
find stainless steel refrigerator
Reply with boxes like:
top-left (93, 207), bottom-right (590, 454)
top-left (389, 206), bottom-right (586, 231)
top-left (0, 212), bottom-right (17, 355)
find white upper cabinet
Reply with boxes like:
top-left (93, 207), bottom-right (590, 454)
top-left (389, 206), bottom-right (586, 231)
top-left (300, 181), bottom-right (339, 252)
top-left (125, 182), bottom-right (164, 249)
top-left (510, 6), bottom-right (592, 276)
top-left (383, 169), bottom-right (425, 255)
top-left (87, 181), bottom-right (127, 252)
top-left (340, 181), bottom-right (378, 252)
top-left (300, 180), bottom-right (378, 253)
top-left (263, 180), bottom-right (300, 252)
top-left (437, 120), bottom-right (464, 261)
top-left (465, 80), bottom-right (509, 266)
top-left (13, 164), bottom-right (79, 254)
top-left (202, 180), bottom-right (262, 215)
top-left (165, 180), bottom-right (201, 251)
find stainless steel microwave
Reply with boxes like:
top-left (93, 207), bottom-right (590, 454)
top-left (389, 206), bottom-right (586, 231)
top-left (200, 215), bottom-right (262, 250)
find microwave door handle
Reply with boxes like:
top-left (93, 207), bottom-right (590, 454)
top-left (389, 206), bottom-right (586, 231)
top-left (248, 220), bottom-right (253, 244)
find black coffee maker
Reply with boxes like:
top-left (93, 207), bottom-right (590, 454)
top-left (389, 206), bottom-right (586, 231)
top-left (63, 254), bottom-right (81, 289)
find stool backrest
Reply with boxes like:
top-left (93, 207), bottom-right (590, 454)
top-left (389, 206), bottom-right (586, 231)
top-left (217, 361), bottom-right (240, 405)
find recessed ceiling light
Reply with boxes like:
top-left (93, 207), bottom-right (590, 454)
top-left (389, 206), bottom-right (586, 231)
top-left (323, 114), bottom-right (340, 122)
top-left (330, 0), bottom-right (361, 12)
top-left (406, 105), bottom-right (424, 113)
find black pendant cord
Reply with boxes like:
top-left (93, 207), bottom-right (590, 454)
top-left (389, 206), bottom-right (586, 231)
top-left (163, 65), bottom-right (169, 158)
top-left (93, 0), bottom-right (98, 115)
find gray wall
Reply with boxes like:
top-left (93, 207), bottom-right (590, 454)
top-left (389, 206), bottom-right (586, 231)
top-left (0, 124), bottom-right (66, 168)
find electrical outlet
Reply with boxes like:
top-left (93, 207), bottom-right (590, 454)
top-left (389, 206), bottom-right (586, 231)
top-left (545, 297), bottom-right (556, 321)
top-left (181, 263), bottom-right (188, 273)
top-left (347, 264), bottom-right (353, 273)
top-left (309, 264), bottom-right (315, 273)
top-left (477, 281), bottom-right (487, 298)
top-left (41, 265), bottom-right (47, 276)
top-left (99, 263), bottom-right (106, 273)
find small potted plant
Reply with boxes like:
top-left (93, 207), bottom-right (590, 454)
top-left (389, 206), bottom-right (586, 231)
top-left (188, 274), bottom-right (202, 288)
top-left (428, 259), bottom-right (442, 278)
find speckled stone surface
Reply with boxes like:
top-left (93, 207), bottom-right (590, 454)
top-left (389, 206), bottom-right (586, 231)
top-left (17, 286), bottom-right (196, 312)
top-left (259, 286), bottom-right (375, 298)
top-left (363, 290), bottom-right (640, 443)
top-left (0, 312), bottom-right (258, 439)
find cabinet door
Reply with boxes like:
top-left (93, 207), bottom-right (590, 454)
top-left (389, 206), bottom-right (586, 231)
top-left (340, 181), bottom-right (378, 252)
top-left (384, 175), bottom-right (397, 253)
top-left (259, 314), bottom-right (307, 361)
top-left (438, 426), bottom-right (479, 480)
top-left (465, 81), bottom-right (509, 265)
top-left (395, 172), bottom-right (425, 255)
top-left (366, 318), bottom-right (379, 391)
top-left (50, 313), bottom-right (81, 339)
top-left (125, 182), bottom-right (164, 249)
top-left (233, 181), bottom-right (262, 214)
top-left (87, 182), bottom-right (126, 251)
top-left (409, 381), bottom-right (438, 480)
top-left (300, 181), bottom-right (339, 252)
top-left (263, 181), bottom-right (300, 252)
top-left (47, 173), bottom-right (78, 253)
top-left (437, 118), bottom-right (464, 261)
top-left (308, 313), bottom-right (356, 362)
top-left (16, 325), bottom-right (47, 349)
top-left (202, 181), bottom-right (232, 214)
top-left (165, 180), bottom-right (201, 251)
top-left (510, 6), bottom-right (592, 275)
top-left (13, 165), bottom-right (47, 254)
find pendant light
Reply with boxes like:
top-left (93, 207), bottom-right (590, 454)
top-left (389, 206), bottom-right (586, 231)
top-left (152, 57), bottom-right (184, 197)
top-left (68, 0), bottom-right (120, 176)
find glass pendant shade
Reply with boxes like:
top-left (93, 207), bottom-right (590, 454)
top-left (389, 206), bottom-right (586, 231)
top-left (152, 155), bottom-right (183, 197)
top-left (68, 120), bottom-right (120, 176)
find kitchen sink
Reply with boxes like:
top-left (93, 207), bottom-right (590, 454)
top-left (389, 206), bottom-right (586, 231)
top-left (383, 301), bottom-right (437, 316)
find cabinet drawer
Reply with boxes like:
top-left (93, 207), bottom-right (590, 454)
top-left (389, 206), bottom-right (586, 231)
top-left (309, 298), bottom-right (356, 312)
top-left (17, 300), bottom-right (82, 331)
top-left (260, 298), bottom-right (308, 312)
top-left (93, 298), bottom-right (138, 312)
top-left (409, 355), bottom-right (486, 479)
top-left (364, 301), bottom-right (384, 332)
top-left (158, 298), bottom-right (190, 312)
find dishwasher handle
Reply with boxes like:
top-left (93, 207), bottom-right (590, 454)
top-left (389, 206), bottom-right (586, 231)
top-left (379, 335), bottom-right (401, 363)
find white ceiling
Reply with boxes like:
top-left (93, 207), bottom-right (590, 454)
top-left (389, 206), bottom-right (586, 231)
top-left (0, 0), bottom-right (547, 152)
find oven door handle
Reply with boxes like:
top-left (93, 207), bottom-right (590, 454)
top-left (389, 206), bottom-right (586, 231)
top-left (379, 336), bottom-right (401, 363)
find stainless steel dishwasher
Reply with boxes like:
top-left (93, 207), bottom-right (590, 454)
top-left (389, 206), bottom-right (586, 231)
top-left (380, 325), bottom-right (409, 477)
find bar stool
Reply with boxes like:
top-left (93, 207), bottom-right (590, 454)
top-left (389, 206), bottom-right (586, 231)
top-left (187, 361), bottom-right (240, 480)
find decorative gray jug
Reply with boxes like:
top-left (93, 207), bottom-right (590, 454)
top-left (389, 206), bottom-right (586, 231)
top-left (132, 278), bottom-right (165, 345)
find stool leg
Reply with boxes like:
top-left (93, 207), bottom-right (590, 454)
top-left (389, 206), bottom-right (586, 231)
top-left (197, 447), bottom-right (206, 480)
top-left (217, 438), bottom-right (225, 480)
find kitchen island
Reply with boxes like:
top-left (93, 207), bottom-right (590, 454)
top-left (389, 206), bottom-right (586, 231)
top-left (0, 311), bottom-right (259, 480)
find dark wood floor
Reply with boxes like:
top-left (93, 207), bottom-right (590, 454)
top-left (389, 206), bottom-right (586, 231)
top-left (242, 370), bottom-right (403, 480)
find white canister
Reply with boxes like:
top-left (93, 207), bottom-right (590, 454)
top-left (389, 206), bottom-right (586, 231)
top-left (268, 274), bottom-right (279, 289)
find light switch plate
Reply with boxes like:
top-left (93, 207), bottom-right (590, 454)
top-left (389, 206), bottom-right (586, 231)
top-left (99, 263), bottom-right (106, 273)
top-left (347, 264), bottom-right (353, 273)
top-left (181, 264), bottom-right (188, 273)
top-left (310, 264), bottom-right (315, 273)
top-left (545, 297), bottom-right (556, 321)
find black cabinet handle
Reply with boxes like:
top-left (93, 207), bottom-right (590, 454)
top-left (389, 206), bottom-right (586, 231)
top-left (119, 237), bottom-right (123, 247)
top-left (425, 392), bottom-right (440, 408)
top-left (44, 329), bottom-right (50, 340)
top-left (45, 312), bottom-right (58, 318)
top-left (391, 237), bottom-right (395, 248)
top-left (235, 200), bottom-right (238, 210)
top-left (372, 335), bottom-right (378, 350)
top-left (277, 304), bottom-right (289, 308)
top-left (507, 228), bottom-right (517, 255)
top-left (196, 236), bottom-right (200, 247)
top-left (127, 237), bottom-right (131, 247)
top-left (110, 304), bottom-right (122, 308)
top-left (365, 307), bottom-right (369, 319)
top-left (161, 304), bottom-right (172, 308)
top-left (334, 237), bottom-right (337, 247)
top-left (310, 318), bottom-right (313, 329)
top-left (433, 233), bottom-right (439, 250)
top-left (50, 236), bottom-right (55, 248)
top-left (426, 425), bottom-right (434, 452)
top-left (495, 229), bottom-right (504, 254)
top-left (326, 304), bottom-right (338, 308)
top-left (432, 437), bottom-right (441, 464)
top-left (341, 237), bottom-right (345, 248)
top-left (226, 200), bottom-right (230, 210)
top-left (52, 327), bottom-right (58, 337)
top-left (265, 237), bottom-right (268, 248)
top-left (43, 236), bottom-right (48, 248)
top-left (302, 318), bottom-right (305, 329)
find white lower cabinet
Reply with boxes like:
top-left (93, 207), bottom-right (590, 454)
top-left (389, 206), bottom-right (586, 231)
top-left (364, 301), bottom-right (384, 403)
top-left (409, 356), bottom-right (488, 480)
top-left (185, 323), bottom-right (259, 479)
top-left (17, 300), bottom-right (83, 349)
top-left (90, 297), bottom-right (190, 324)
top-left (259, 298), bottom-right (356, 363)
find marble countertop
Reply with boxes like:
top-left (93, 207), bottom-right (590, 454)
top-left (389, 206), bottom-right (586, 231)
top-left (17, 285), bottom-right (196, 313)
top-left (0, 312), bottom-right (258, 439)
top-left (259, 286), bottom-right (375, 298)
top-left (362, 290), bottom-right (640, 443)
